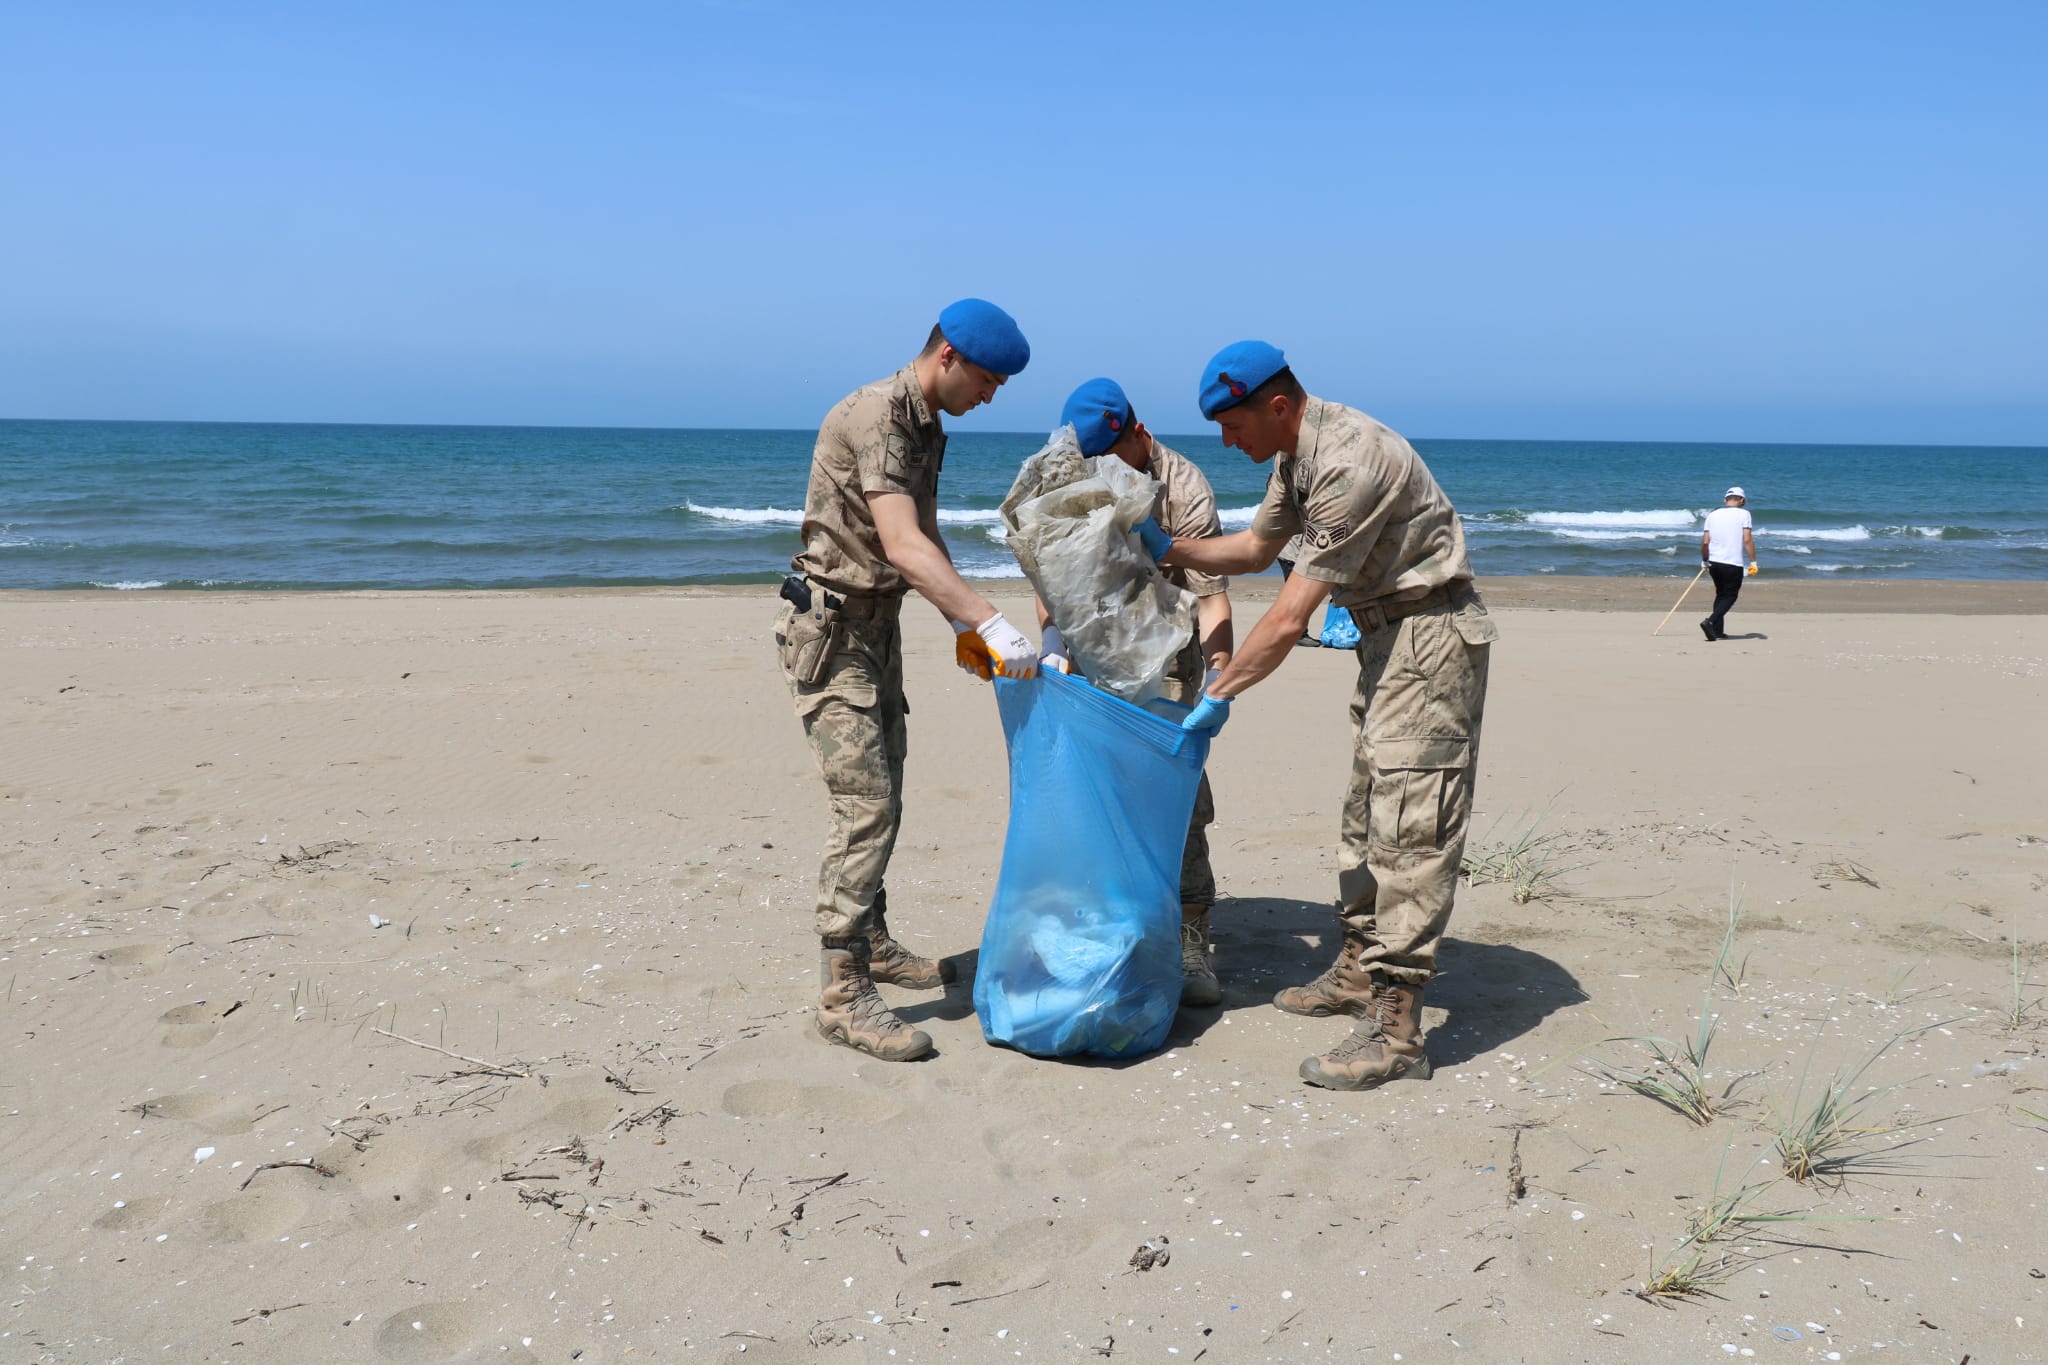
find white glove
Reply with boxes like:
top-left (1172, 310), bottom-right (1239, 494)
top-left (1041, 625), bottom-right (1070, 675)
top-left (975, 612), bottom-right (1040, 679)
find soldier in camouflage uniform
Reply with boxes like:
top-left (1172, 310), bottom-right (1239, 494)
top-left (776, 299), bottom-right (1038, 1061)
top-left (1143, 341), bottom-right (1496, 1091)
top-left (1039, 377), bottom-right (1234, 1007)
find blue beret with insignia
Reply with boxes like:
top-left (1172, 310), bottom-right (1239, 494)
top-left (938, 298), bottom-right (1030, 377)
top-left (1199, 340), bottom-right (1287, 419)
top-left (1059, 377), bottom-right (1134, 457)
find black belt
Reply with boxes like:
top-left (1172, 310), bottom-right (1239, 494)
top-left (1347, 582), bottom-right (1457, 634)
top-left (782, 574), bottom-right (899, 620)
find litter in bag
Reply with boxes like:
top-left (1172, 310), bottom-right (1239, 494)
top-left (1319, 604), bottom-right (1361, 649)
top-left (974, 670), bottom-right (1210, 1059)
top-left (1000, 426), bottom-right (1195, 705)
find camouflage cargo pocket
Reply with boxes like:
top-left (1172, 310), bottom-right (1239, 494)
top-left (1369, 736), bottom-right (1471, 853)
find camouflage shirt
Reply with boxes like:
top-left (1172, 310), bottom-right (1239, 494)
top-left (791, 365), bottom-right (945, 597)
top-left (1145, 437), bottom-right (1227, 599)
top-left (1250, 396), bottom-right (1471, 609)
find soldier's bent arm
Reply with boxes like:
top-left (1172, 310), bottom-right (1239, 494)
top-left (1165, 528), bottom-right (1286, 577)
top-left (869, 490), bottom-right (997, 626)
top-left (1208, 571), bottom-right (1330, 701)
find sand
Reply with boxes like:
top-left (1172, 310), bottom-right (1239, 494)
top-left (2, 580), bottom-right (2044, 1363)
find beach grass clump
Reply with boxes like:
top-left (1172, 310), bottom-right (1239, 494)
top-left (1999, 936), bottom-right (2043, 1032)
top-left (1712, 882), bottom-right (1748, 994)
top-left (1461, 801), bottom-right (1578, 903)
top-left (1590, 884), bottom-right (1750, 1124)
top-left (1770, 1021), bottom-right (1955, 1185)
top-left (1591, 985), bottom-right (1729, 1125)
top-left (1642, 1146), bottom-right (1881, 1301)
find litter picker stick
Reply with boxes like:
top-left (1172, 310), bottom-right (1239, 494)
top-left (1653, 565), bottom-right (1710, 636)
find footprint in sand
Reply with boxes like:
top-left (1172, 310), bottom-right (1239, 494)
top-left (157, 1002), bottom-right (220, 1048)
top-left (92, 943), bottom-right (169, 978)
top-left (720, 1079), bottom-right (900, 1122)
top-left (191, 1187), bottom-right (308, 1244)
top-left (92, 1194), bottom-right (172, 1233)
top-left (373, 1302), bottom-right (537, 1363)
top-left (914, 1213), bottom-right (1111, 1293)
top-left (978, 1123), bottom-right (1138, 1179)
top-left (132, 1090), bottom-right (276, 1135)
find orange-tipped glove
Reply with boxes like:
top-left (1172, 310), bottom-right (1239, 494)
top-left (974, 613), bottom-right (1039, 679)
top-left (952, 621), bottom-right (993, 680)
top-left (1746, 561), bottom-right (1759, 577)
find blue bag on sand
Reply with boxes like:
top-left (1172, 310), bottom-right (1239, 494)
top-left (1319, 604), bottom-right (1361, 649)
top-left (974, 670), bottom-right (1211, 1059)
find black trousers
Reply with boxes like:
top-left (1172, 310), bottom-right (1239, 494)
top-left (1705, 562), bottom-right (1744, 637)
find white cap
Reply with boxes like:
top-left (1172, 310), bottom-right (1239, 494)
top-left (1724, 486), bottom-right (1746, 500)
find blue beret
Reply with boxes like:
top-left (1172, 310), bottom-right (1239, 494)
top-left (938, 298), bottom-right (1030, 377)
top-left (1199, 340), bottom-right (1287, 419)
top-left (1059, 377), bottom-right (1134, 457)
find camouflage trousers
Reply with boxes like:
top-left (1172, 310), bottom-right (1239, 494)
top-left (776, 599), bottom-right (906, 939)
top-left (1162, 642), bottom-right (1218, 910)
top-left (1336, 582), bottom-right (1496, 985)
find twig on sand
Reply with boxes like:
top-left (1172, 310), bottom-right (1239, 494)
top-left (240, 1159), bottom-right (333, 1191)
top-left (229, 1302), bottom-right (310, 1325)
top-left (949, 1279), bottom-right (1050, 1307)
top-left (372, 1027), bottom-right (531, 1079)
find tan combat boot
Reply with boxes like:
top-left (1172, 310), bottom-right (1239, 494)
top-left (1272, 924), bottom-right (1376, 1017)
top-left (867, 896), bottom-right (955, 989)
top-left (816, 936), bottom-right (933, 1061)
top-left (1298, 974), bottom-right (1432, 1091)
top-left (1179, 904), bottom-right (1222, 1007)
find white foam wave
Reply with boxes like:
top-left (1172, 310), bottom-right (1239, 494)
top-left (1783, 545), bottom-right (1811, 554)
top-left (1218, 506), bottom-right (1259, 530)
top-left (1527, 509), bottom-right (1697, 529)
top-left (1549, 529), bottom-right (1691, 542)
top-left (90, 579), bottom-right (166, 590)
top-left (958, 560), bottom-right (1025, 579)
top-left (1808, 563), bottom-right (1877, 573)
top-left (935, 508), bottom-right (1003, 525)
top-left (683, 501), bottom-right (803, 525)
top-left (1761, 525), bottom-right (1869, 542)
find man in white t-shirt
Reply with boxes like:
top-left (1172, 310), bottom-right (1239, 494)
top-left (1699, 487), bottom-right (1759, 641)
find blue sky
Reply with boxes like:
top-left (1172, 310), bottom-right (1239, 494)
top-left (3, 3), bottom-right (2043, 443)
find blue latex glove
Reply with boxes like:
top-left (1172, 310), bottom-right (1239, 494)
top-left (1182, 692), bottom-right (1231, 735)
top-left (1135, 518), bottom-right (1173, 563)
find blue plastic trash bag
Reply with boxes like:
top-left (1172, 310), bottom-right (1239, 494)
top-left (974, 670), bottom-right (1211, 1058)
top-left (1319, 604), bottom-right (1361, 649)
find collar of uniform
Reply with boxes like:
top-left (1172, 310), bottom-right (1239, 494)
top-left (1289, 395), bottom-right (1329, 467)
top-left (894, 364), bottom-right (940, 434)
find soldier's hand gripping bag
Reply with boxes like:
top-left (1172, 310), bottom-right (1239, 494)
top-left (973, 670), bottom-right (1210, 1059)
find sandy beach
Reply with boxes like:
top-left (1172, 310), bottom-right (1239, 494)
top-left (3, 579), bottom-right (2044, 1364)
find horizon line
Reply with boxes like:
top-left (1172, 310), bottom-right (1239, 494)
top-left (1, 413), bottom-right (2044, 454)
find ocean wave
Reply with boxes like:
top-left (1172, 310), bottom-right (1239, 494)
top-left (1547, 528), bottom-right (1692, 541)
top-left (1761, 525), bottom-right (1869, 542)
top-left (1218, 506), bottom-right (1258, 530)
top-left (680, 501), bottom-right (804, 525)
top-left (1878, 524), bottom-right (1997, 541)
top-left (935, 508), bottom-right (1003, 525)
top-left (1526, 509), bottom-right (1698, 529)
top-left (89, 579), bottom-right (167, 590)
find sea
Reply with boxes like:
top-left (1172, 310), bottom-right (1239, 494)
top-left (2, 418), bottom-right (2043, 591)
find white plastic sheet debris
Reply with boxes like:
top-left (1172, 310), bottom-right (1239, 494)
top-left (1000, 425), bottom-right (1194, 704)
